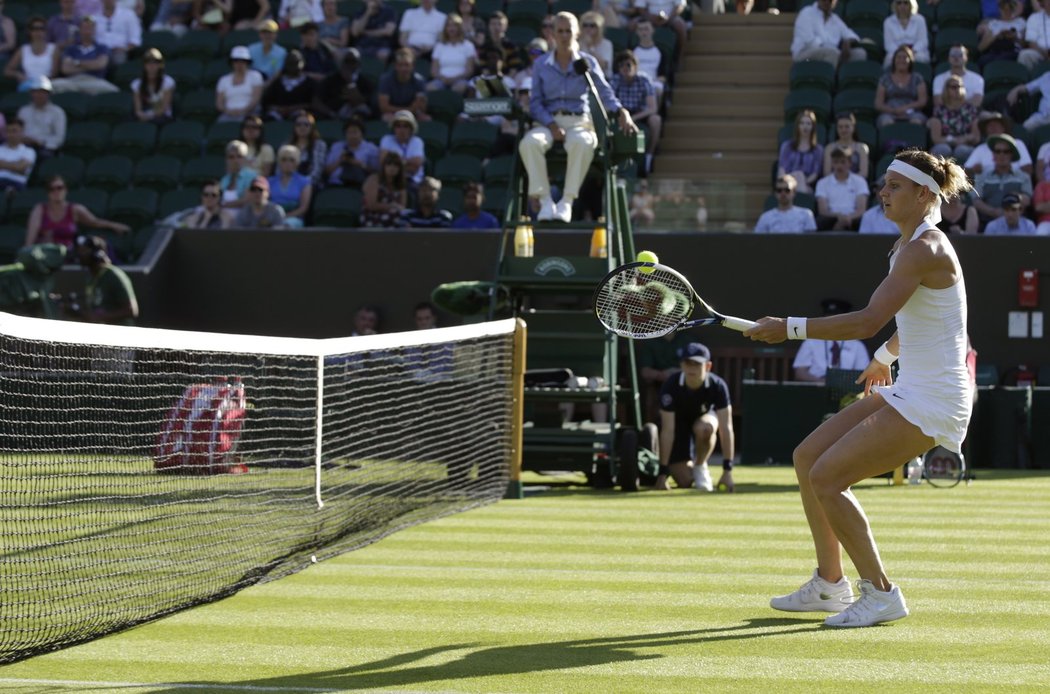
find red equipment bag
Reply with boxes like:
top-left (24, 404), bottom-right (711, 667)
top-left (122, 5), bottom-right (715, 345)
top-left (154, 379), bottom-right (247, 474)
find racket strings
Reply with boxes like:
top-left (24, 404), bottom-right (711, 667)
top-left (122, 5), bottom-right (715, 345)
top-left (594, 266), bottom-right (694, 337)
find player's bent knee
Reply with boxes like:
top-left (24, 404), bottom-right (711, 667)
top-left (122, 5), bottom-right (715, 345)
top-left (692, 419), bottom-right (716, 439)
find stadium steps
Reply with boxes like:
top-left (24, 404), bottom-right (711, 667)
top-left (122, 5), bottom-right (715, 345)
top-left (653, 10), bottom-right (794, 229)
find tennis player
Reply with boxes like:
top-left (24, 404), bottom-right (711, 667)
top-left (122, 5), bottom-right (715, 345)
top-left (744, 148), bottom-right (974, 627)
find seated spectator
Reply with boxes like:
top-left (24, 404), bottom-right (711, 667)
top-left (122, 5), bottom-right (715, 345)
top-left (216, 46), bottom-right (265, 121)
top-left (632, 0), bottom-right (687, 65)
top-left (427, 14), bottom-right (477, 94)
top-left (287, 110), bottom-right (328, 185)
top-left (70, 234), bottom-right (138, 323)
top-left (965, 111), bottom-right (1032, 175)
top-left (883, 0), bottom-right (930, 67)
top-left (790, 0), bottom-right (866, 67)
top-left (1034, 173), bottom-right (1050, 234)
top-left (875, 46), bottom-right (928, 128)
top-left (451, 182), bottom-right (499, 228)
top-left (792, 299), bottom-right (871, 384)
top-left (4, 16), bottom-right (59, 90)
top-left (0, 120), bottom-right (37, 192)
top-left (399, 176), bottom-right (452, 227)
top-left (234, 175), bottom-right (287, 227)
top-left (777, 109), bottom-right (823, 195)
top-left (928, 75), bottom-right (980, 163)
top-left (630, 179), bottom-right (656, 227)
top-left (262, 50), bottom-right (315, 120)
top-left (632, 19), bottom-right (668, 100)
top-left (149, 0), bottom-right (194, 36)
top-left (249, 19), bottom-right (288, 81)
top-left (48, 0), bottom-right (83, 49)
top-left (225, 0), bottom-right (274, 31)
top-left (181, 180), bottom-right (236, 228)
top-left (755, 174), bottom-right (817, 233)
top-left (313, 48), bottom-right (375, 120)
top-left (579, 11), bottom-right (614, 77)
top-left (513, 38), bottom-right (546, 91)
top-left (973, 133), bottom-right (1032, 224)
top-left (240, 115), bottom-right (274, 176)
top-left (131, 48), bottom-right (175, 124)
top-left (596, 0), bottom-right (635, 29)
top-left (268, 144), bottom-right (313, 228)
top-left (361, 150), bottom-right (408, 228)
top-left (932, 45), bottom-right (983, 108)
top-left (458, 0), bottom-right (485, 47)
top-left (1007, 60), bottom-right (1050, 130)
top-left (984, 192), bottom-right (1038, 234)
top-left (93, 0), bottom-right (142, 65)
top-left (978, 0), bottom-right (1025, 67)
top-left (859, 200), bottom-right (899, 234)
top-left (317, 0), bottom-right (350, 52)
top-left (350, 0), bottom-right (397, 62)
top-left (51, 17), bottom-right (119, 95)
top-left (324, 116), bottom-right (379, 188)
top-left (0, 1), bottom-right (17, 63)
top-left (299, 22), bottom-right (336, 80)
top-left (823, 111), bottom-right (869, 180)
top-left (937, 193), bottom-right (979, 234)
top-left (611, 50), bottom-right (661, 174)
top-left (815, 146), bottom-right (867, 231)
top-left (482, 12), bottom-right (526, 79)
top-left (399, 0), bottom-right (447, 57)
top-left (277, 0), bottom-right (323, 28)
top-left (18, 77), bottom-right (66, 157)
top-left (25, 174), bottom-right (129, 248)
top-left (219, 139), bottom-right (259, 207)
top-left (1021, 1), bottom-right (1050, 70)
top-left (378, 47), bottom-right (429, 123)
top-left (379, 110), bottom-right (425, 187)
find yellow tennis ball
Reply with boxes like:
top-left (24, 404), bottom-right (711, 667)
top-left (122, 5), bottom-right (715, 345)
top-left (636, 250), bottom-right (659, 273)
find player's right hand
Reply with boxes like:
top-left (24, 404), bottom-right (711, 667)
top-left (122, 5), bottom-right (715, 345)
top-left (857, 360), bottom-right (893, 396)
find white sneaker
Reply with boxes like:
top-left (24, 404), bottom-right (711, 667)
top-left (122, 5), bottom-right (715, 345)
top-left (824, 580), bottom-right (909, 628)
top-left (537, 197), bottom-right (555, 221)
top-left (770, 569), bottom-right (853, 613)
top-left (553, 199), bottom-right (573, 222)
top-left (693, 462), bottom-right (714, 492)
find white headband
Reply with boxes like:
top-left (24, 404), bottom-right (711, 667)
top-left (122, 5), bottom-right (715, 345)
top-left (887, 159), bottom-right (943, 225)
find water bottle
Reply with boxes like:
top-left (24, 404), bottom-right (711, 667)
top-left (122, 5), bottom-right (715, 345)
top-left (907, 456), bottom-right (924, 484)
top-left (589, 217), bottom-right (607, 258)
top-left (513, 218), bottom-right (534, 257)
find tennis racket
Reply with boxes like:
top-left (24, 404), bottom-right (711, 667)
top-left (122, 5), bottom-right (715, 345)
top-left (922, 446), bottom-right (967, 488)
top-left (593, 261), bottom-right (757, 339)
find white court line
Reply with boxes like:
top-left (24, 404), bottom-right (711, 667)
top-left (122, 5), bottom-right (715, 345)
top-left (0, 679), bottom-right (341, 692)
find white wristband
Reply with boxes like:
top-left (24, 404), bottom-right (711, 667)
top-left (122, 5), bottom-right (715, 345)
top-left (786, 317), bottom-right (807, 340)
top-left (874, 342), bottom-right (898, 366)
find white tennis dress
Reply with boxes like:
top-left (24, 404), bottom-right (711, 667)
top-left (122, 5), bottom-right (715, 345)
top-left (877, 222), bottom-right (973, 452)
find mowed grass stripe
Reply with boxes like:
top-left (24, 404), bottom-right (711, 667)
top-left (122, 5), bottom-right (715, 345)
top-left (1, 467), bottom-right (1048, 693)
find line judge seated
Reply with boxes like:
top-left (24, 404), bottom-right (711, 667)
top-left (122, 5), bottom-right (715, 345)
top-left (519, 11), bottom-right (638, 223)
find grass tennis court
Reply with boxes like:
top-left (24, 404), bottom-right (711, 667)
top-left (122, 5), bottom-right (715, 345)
top-left (1, 465), bottom-right (1048, 693)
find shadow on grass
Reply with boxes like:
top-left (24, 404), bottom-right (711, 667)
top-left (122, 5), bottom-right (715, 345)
top-left (525, 482), bottom-right (804, 498)
top-left (152, 618), bottom-right (821, 692)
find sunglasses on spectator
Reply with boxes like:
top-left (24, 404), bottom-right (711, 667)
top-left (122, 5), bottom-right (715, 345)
top-left (280, 157), bottom-right (298, 162)
top-left (993, 148), bottom-right (1013, 154)
top-left (49, 184), bottom-right (66, 191)
top-left (202, 190), bottom-right (220, 197)
top-left (775, 187), bottom-right (791, 193)
top-left (582, 22), bottom-right (597, 27)
top-left (250, 186), bottom-right (266, 192)
top-left (541, 22), bottom-right (553, 28)
top-left (295, 121), bottom-right (312, 127)
top-left (244, 123), bottom-right (261, 129)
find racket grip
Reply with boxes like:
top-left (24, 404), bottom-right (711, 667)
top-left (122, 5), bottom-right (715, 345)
top-left (721, 316), bottom-right (757, 332)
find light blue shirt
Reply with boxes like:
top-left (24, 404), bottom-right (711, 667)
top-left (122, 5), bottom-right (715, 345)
top-left (379, 134), bottom-right (425, 185)
top-left (1026, 73), bottom-right (1050, 116)
top-left (859, 204), bottom-right (900, 234)
top-left (983, 215), bottom-right (1038, 235)
top-left (249, 41), bottom-right (288, 80)
top-left (529, 50), bottom-right (623, 127)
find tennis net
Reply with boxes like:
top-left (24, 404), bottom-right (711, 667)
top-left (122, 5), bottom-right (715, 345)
top-left (0, 312), bottom-right (521, 663)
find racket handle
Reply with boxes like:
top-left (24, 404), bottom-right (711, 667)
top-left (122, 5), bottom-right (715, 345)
top-left (721, 316), bottom-right (757, 332)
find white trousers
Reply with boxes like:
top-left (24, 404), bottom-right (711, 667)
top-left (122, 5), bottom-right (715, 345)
top-left (518, 114), bottom-right (597, 200)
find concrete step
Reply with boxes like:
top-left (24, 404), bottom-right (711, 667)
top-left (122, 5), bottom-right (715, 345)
top-left (679, 54), bottom-right (792, 75)
top-left (669, 101), bottom-right (784, 119)
top-left (691, 24), bottom-right (792, 49)
top-left (675, 69), bottom-right (787, 87)
top-left (652, 152), bottom-right (773, 181)
top-left (671, 85), bottom-right (784, 108)
top-left (664, 119), bottom-right (780, 144)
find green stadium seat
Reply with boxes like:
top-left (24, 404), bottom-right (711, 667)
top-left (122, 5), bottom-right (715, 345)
top-left (914, 62), bottom-right (932, 88)
top-left (481, 185), bottom-right (507, 219)
top-left (157, 120), bottom-right (206, 159)
top-left (7, 189), bottom-right (47, 226)
top-left (50, 92), bottom-right (88, 121)
top-left (311, 188), bottom-right (362, 227)
top-left (277, 28), bottom-right (302, 50)
top-left (413, 120), bottom-right (447, 158)
top-left (206, 120), bottom-right (244, 156)
top-left (436, 0), bottom-right (455, 13)
top-left (506, 0), bottom-right (547, 32)
top-left (434, 154), bottom-right (482, 187)
top-left (141, 30), bottom-right (179, 57)
top-left (449, 120), bottom-right (498, 158)
top-left (84, 155), bottom-right (134, 192)
top-left (474, 0), bottom-right (503, 19)
top-left (387, 0), bottom-right (412, 17)
top-left (338, 0), bottom-right (366, 16)
top-left (180, 156), bottom-right (225, 188)
top-left (505, 25), bottom-right (537, 47)
top-left (437, 187), bottom-right (464, 217)
top-left (177, 88), bottom-right (219, 123)
top-left (364, 119), bottom-right (388, 144)
top-left (414, 57), bottom-right (432, 80)
top-left (359, 56), bottom-right (386, 85)
top-left (0, 225), bottom-right (24, 263)
top-left (837, 60), bottom-right (882, 91)
top-left (62, 122), bottom-right (111, 160)
top-left (934, 28), bottom-right (978, 63)
top-left (605, 27), bottom-right (630, 54)
top-left (983, 61), bottom-right (1030, 92)
top-left (784, 88), bottom-right (832, 124)
top-left (790, 61), bottom-right (836, 92)
top-left (878, 122), bottom-right (928, 155)
top-left (653, 26), bottom-right (678, 63)
top-left (552, 0), bottom-right (590, 15)
top-left (67, 187), bottom-right (110, 218)
top-left (175, 30), bottom-right (222, 61)
top-left (202, 58), bottom-right (230, 87)
top-left (113, 59), bottom-right (144, 90)
top-left (131, 225), bottom-right (157, 259)
top-left (263, 120), bottom-right (294, 150)
top-left (426, 89), bottom-right (464, 125)
top-left (853, 25), bottom-right (884, 64)
top-left (2, 2), bottom-right (30, 29)
top-left (937, 0), bottom-right (981, 29)
top-left (108, 189), bottom-right (159, 232)
top-left (133, 155), bottom-right (183, 191)
top-left (873, 152), bottom-right (895, 181)
top-left (832, 88), bottom-right (877, 124)
top-left (0, 91), bottom-right (30, 118)
top-left (159, 188), bottom-right (203, 219)
top-left (166, 57), bottom-right (205, 93)
top-left (844, 0), bottom-right (888, 31)
top-left (222, 29), bottom-right (259, 55)
top-left (85, 92), bottom-right (134, 125)
top-left (483, 154), bottom-right (514, 187)
top-left (109, 122), bottom-right (159, 159)
top-left (317, 119), bottom-right (344, 143)
top-left (34, 156), bottom-right (87, 189)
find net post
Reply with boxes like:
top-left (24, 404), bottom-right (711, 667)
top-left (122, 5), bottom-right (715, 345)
top-left (314, 354), bottom-right (325, 509)
top-left (505, 317), bottom-right (527, 499)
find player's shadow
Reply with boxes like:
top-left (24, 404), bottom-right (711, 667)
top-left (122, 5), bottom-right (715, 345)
top-left (153, 617), bottom-right (819, 692)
